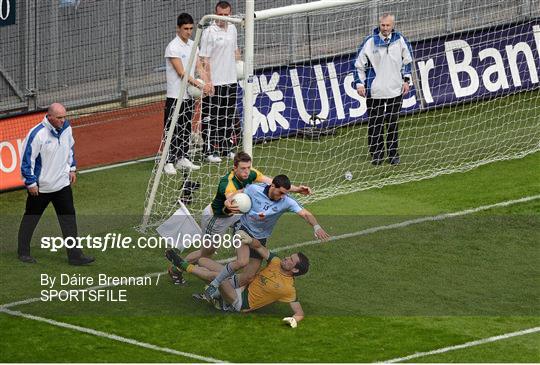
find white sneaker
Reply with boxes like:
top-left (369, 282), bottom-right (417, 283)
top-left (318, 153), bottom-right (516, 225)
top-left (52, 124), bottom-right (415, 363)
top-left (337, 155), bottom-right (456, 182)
top-left (226, 152), bottom-right (236, 160)
top-left (164, 163), bottom-right (177, 175)
top-left (176, 158), bottom-right (201, 170)
top-left (206, 155), bottom-right (222, 163)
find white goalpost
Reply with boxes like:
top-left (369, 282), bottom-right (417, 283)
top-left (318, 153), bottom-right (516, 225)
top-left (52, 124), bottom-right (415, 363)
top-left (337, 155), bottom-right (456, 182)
top-left (140, 0), bottom-right (540, 232)
top-left (140, 12), bottom-right (244, 231)
top-left (141, 0), bottom-right (365, 231)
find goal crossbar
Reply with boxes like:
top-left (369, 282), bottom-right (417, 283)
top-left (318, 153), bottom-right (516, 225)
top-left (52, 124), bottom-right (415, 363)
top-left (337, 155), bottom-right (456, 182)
top-left (254, 0), bottom-right (363, 20)
top-left (141, 1), bottom-right (365, 231)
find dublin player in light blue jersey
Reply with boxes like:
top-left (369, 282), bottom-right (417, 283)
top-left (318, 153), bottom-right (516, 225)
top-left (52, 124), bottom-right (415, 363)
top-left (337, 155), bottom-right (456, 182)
top-left (204, 175), bottom-right (329, 300)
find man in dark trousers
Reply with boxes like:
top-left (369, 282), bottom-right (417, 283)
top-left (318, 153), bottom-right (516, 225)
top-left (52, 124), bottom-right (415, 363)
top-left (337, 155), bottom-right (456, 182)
top-left (354, 14), bottom-right (413, 165)
top-left (163, 12), bottom-right (211, 175)
top-left (18, 102), bottom-right (94, 265)
top-left (200, 1), bottom-right (241, 163)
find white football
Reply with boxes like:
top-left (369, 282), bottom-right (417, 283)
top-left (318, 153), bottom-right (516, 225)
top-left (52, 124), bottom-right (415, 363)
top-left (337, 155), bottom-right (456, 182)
top-left (232, 192), bottom-right (251, 213)
top-left (187, 79), bottom-right (204, 98)
top-left (236, 60), bottom-right (244, 81)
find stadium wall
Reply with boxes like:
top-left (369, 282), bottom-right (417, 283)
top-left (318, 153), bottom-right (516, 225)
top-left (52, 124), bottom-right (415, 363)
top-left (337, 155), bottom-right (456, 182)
top-left (1, 1), bottom-right (539, 190)
top-left (0, 104), bottom-right (163, 191)
top-left (1, 0), bottom-right (538, 115)
top-left (244, 19), bottom-right (540, 140)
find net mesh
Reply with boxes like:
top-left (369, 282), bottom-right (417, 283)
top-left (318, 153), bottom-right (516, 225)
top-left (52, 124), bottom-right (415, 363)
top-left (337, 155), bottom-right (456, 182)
top-left (140, 1), bottom-right (540, 231)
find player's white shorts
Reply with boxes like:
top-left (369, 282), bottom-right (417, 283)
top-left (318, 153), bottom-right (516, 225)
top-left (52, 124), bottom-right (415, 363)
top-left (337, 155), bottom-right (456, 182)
top-left (200, 204), bottom-right (240, 235)
top-left (231, 286), bottom-right (245, 312)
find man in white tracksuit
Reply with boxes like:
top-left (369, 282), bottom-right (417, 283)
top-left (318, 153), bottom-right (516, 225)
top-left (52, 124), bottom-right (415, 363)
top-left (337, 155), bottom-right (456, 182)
top-left (354, 14), bottom-right (413, 165)
top-left (18, 103), bottom-right (94, 265)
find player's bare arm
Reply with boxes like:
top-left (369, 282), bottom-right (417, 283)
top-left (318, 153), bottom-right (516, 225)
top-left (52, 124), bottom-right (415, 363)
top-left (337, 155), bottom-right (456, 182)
top-left (170, 58), bottom-right (206, 92)
top-left (289, 184), bottom-right (312, 195)
top-left (199, 56), bottom-right (215, 95)
top-left (297, 209), bottom-right (330, 240)
top-left (259, 174), bottom-right (311, 195)
top-left (252, 243), bottom-right (270, 259)
top-left (195, 58), bottom-right (213, 95)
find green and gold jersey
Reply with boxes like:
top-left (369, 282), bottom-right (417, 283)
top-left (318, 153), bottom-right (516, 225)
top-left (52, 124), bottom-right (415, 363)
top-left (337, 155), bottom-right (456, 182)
top-left (210, 168), bottom-right (265, 216)
top-left (242, 253), bottom-right (297, 312)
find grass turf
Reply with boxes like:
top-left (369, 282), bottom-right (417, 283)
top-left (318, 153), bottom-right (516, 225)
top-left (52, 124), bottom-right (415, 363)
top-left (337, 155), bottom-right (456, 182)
top-left (155, 89), bottom-right (540, 221)
top-left (0, 149), bottom-right (538, 362)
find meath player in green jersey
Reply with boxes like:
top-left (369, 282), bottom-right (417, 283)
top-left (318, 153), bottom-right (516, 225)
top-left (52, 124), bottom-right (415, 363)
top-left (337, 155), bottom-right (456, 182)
top-left (166, 245), bottom-right (308, 328)
top-left (168, 151), bottom-right (311, 284)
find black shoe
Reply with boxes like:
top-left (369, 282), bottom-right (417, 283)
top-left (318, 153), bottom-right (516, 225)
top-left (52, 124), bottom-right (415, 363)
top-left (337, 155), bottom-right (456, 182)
top-left (18, 255), bottom-right (37, 264)
top-left (165, 248), bottom-right (186, 268)
top-left (68, 255), bottom-right (95, 266)
top-left (371, 158), bottom-right (384, 166)
top-left (192, 292), bottom-right (209, 303)
top-left (168, 265), bottom-right (186, 285)
top-left (388, 156), bottom-right (400, 165)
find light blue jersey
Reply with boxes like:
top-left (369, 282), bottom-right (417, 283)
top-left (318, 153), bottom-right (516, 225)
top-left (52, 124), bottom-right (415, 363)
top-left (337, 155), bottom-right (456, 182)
top-left (240, 184), bottom-right (303, 239)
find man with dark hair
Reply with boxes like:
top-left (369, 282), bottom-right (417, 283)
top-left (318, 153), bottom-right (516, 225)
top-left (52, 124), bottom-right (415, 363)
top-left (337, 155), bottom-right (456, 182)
top-left (166, 245), bottom-right (309, 327)
top-left (294, 252), bottom-right (310, 276)
top-left (272, 174), bottom-right (292, 190)
top-left (203, 174), bottom-right (329, 300)
top-left (17, 103), bottom-right (94, 265)
top-left (168, 152), bottom-right (312, 284)
top-left (199, 1), bottom-right (241, 162)
top-left (163, 13), bottom-right (212, 175)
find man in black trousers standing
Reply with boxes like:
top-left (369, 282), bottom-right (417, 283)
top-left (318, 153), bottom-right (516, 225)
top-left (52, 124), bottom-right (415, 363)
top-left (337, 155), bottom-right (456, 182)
top-left (354, 14), bottom-right (413, 165)
top-left (200, 1), bottom-right (241, 163)
top-left (18, 102), bottom-right (94, 265)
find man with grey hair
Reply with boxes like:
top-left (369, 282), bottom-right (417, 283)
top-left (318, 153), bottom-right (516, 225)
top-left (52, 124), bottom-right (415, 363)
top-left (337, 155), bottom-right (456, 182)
top-left (354, 14), bottom-right (413, 165)
top-left (18, 103), bottom-right (94, 265)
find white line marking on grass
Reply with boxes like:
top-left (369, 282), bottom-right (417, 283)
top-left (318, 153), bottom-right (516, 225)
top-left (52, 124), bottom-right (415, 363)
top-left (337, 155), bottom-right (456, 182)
top-left (0, 308), bottom-right (226, 363)
top-left (381, 326), bottom-right (540, 363)
top-left (2, 194), bottom-right (539, 310)
top-left (0, 195), bottom-right (538, 362)
top-left (0, 297), bottom-right (41, 309)
top-left (79, 157), bottom-right (155, 174)
top-left (235, 194), bottom-right (540, 257)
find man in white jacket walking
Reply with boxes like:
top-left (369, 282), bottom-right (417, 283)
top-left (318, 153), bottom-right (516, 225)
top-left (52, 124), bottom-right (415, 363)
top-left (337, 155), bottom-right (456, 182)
top-left (354, 14), bottom-right (413, 165)
top-left (18, 103), bottom-right (94, 265)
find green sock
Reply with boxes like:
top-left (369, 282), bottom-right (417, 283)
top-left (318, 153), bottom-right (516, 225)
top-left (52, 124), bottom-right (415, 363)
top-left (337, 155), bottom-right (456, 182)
top-left (180, 261), bottom-right (190, 271)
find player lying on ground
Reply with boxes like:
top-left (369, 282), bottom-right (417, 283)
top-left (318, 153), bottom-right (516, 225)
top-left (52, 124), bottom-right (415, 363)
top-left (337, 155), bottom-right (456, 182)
top-left (202, 174), bottom-right (329, 300)
top-left (168, 152), bottom-right (311, 284)
top-left (165, 245), bottom-right (308, 328)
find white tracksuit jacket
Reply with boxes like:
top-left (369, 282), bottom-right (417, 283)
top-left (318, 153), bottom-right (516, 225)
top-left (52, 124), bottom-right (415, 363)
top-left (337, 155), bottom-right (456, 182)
top-left (20, 116), bottom-right (76, 193)
top-left (354, 28), bottom-right (413, 99)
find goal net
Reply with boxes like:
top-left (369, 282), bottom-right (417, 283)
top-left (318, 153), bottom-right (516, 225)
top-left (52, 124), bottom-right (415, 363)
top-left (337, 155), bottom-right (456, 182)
top-left (141, 0), bottom-right (540, 231)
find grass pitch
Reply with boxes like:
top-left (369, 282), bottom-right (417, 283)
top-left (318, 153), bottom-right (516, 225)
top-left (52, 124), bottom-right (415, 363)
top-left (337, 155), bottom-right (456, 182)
top-left (0, 148), bottom-right (538, 362)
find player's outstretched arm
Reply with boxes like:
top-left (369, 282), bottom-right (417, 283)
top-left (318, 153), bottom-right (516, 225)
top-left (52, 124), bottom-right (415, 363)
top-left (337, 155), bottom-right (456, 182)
top-left (258, 173), bottom-right (311, 195)
top-left (283, 301), bottom-right (304, 328)
top-left (297, 209), bottom-right (330, 241)
top-left (289, 184), bottom-right (312, 195)
top-left (259, 175), bottom-right (273, 185)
